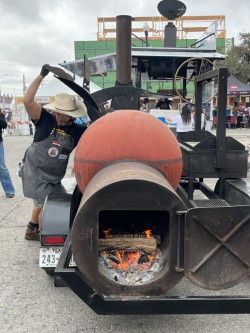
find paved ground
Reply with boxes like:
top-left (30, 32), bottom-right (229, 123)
top-left (0, 128), bottom-right (250, 333)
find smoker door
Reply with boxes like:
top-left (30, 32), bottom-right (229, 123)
top-left (184, 206), bottom-right (250, 290)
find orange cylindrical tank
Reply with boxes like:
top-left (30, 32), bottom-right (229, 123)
top-left (74, 110), bottom-right (182, 192)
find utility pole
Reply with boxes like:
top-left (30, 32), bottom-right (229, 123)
top-left (0, 74), bottom-right (8, 108)
top-left (23, 74), bottom-right (26, 95)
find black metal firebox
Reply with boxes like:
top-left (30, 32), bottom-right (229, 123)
top-left (71, 161), bottom-right (186, 296)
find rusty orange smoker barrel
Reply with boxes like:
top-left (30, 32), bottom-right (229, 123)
top-left (74, 110), bottom-right (182, 192)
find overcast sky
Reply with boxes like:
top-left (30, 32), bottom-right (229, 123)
top-left (0, 0), bottom-right (249, 96)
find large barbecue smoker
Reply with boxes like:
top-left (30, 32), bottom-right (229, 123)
top-left (39, 1), bottom-right (250, 315)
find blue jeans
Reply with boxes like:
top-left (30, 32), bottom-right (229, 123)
top-left (0, 142), bottom-right (15, 195)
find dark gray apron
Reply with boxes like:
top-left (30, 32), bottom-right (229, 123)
top-left (21, 128), bottom-right (74, 202)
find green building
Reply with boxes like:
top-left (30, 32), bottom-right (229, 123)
top-left (74, 38), bottom-right (228, 96)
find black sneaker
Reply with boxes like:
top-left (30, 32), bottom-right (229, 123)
top-left (25, 225), bottom-right (40, 241)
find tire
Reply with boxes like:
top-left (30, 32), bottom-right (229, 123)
top-left (45, 269), bottom-right (55, 276)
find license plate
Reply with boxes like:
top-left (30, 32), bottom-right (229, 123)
top-left (39, 247), bottom-right (76, 268)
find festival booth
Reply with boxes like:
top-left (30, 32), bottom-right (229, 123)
top-left (227, 74), bottom-right (250, 105)
top-left (227, 75), bottom-right (250, 127)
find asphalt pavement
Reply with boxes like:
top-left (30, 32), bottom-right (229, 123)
top-left (0, 128), bottom-right (250, 333)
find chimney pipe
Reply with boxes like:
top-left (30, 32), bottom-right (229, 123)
top-left (111, 15), bottom-right (138, 110)
top-left (164, 22), bottom-right (177, 47)
top-left (116, 15), bottom-right (132, 85)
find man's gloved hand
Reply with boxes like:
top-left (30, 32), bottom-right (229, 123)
top-left (40, 64), bottom-right (50, 78)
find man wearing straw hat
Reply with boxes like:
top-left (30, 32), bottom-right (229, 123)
top-left (21, 65), bottom-right (87, 240)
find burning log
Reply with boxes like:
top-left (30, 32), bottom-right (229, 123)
top-left (99, 237), bottom-right (157, 253)
top-left (138, 253), bottom-right (150, 264)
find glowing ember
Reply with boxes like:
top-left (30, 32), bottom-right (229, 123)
top-left (99, 248), bottom-right (163, 285)
top-left (102, 250), bottom-right (155, 272)
top-left (99, 228), bottom-right (162, 284)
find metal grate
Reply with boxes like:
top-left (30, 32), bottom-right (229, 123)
top-left (190, 199), bottom-right (230, 208)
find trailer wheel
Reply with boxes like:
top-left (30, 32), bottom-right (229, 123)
top-left (54, 275), bottom-right (68, 287)
top-left (45, 269), bottom-right (55, 276)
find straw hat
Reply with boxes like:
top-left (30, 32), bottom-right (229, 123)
top-left (44, 93), bottom-right (87, 118)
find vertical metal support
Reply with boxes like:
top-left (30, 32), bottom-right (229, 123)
top-left (194, 74), bottom-right (202, 131)
top-left (195, 67), bottom-right (228, 169)
top-left (183, 78), bottom-right (187, 103)
top-left (136, 59), bottom-right (142, 89)
top-left (176, 211), bottom-right (186, 272)
top-left (188, 177), bottom-right (194, 200)
top-left (172, 58), bottom-right (176, 93)
top-left (217, 177), bottom-right (225, 199)
top-left (216, 67), bottom-right (228, 169)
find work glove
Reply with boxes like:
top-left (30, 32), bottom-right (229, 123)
top-left (40, 64), bottom-right (50, 78)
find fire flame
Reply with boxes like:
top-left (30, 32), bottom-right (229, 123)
top-left (103, 228), bottom-right (112, 238)
top-left (102, 250), bottom-right (155, 271)
top-left (144, 229), bottom-right (152, 238)
top-left (101, 229), bottom-right (155, 272)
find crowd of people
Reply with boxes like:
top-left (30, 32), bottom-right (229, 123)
top-left (212, 102), bottom-right (250, 129)
top-left (140, 97), bottom-right (173, 112)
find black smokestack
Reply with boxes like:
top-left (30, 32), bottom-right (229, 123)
top-left (116, 15), bottom-right (132, 85)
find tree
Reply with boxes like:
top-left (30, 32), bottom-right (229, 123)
top-left (223, 32), bottom-right (250, 84)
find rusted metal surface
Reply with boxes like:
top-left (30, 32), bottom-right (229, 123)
top-left (71, 161), bottom-right (186, 296)
top-left (184, 206), bottom-right (250, 289)
top-left (115, 15), bottom-right (132, 85)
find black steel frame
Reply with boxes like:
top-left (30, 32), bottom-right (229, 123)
top-left (55, 232), bottom-right (250, 315)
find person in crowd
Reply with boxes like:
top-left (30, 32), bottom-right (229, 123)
top-left (139, 100), bottom-right (146, 111)
top-left (156, 98), bottom-right (171, 110)
top-left (165, 105), bottom-right (194, 140)
top-left (0, 109), bottom-right (15, 198)
top-left (143, 98), bottom-right (156, 112)
top-left (212, 105), bottom-right (218, 118)
top-left (211, 105), bottom-right (218, 129)
top-left (21, 65), bottom-right (88, 241)
top-left (232, 102), bottom-right (238, 118)
top-left (226, 105), bottom-right (231, 117)
top-left (4, 110), bottom-right (12, 133)
top-left (191, 105), bottom-right (206, 130)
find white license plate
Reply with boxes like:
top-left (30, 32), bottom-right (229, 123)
top-left (39, 247), bottom-right (76, 268)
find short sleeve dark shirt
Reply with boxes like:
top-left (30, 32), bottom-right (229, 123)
top-left (33, 109), bottom-right (87, 148)
top-left (156, 99), bottom-right (170, 110)
top-left (0, 115), bottom-right (7, 142)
